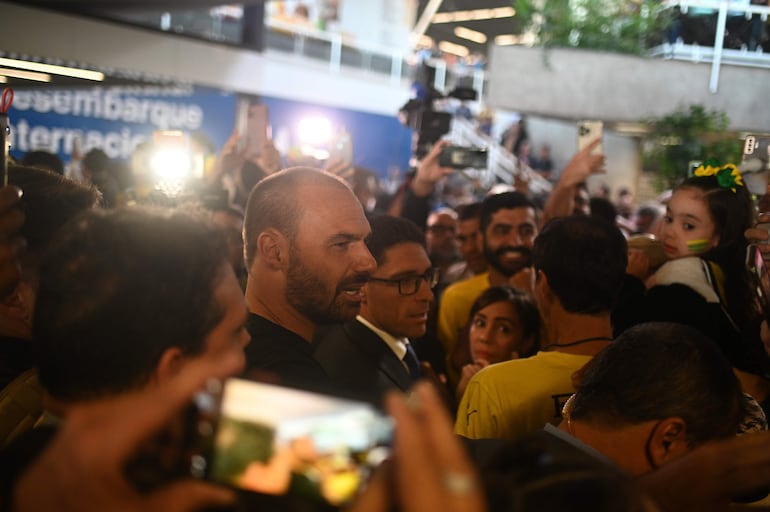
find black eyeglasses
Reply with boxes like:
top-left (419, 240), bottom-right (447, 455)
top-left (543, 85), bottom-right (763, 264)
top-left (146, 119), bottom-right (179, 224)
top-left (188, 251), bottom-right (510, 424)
top-left (368, 268), bottom-right (440, 296)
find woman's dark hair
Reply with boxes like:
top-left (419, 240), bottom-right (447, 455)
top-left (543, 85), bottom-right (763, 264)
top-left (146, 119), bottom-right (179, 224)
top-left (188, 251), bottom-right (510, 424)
top-left (469, 285), bottom-right (540, 357)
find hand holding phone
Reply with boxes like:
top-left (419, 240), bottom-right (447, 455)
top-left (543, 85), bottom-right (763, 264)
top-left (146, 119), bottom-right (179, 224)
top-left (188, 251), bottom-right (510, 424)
top-left (577, 121), bottom-right (603, 155)
top-left (438, 146), bottom-right (488, 169)
top-left (192, 378), bottom-right (392, 506)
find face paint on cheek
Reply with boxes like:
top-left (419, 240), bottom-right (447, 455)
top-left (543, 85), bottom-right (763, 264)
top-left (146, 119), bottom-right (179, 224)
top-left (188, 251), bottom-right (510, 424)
top-left (686, 238), bottom-right (710, 253)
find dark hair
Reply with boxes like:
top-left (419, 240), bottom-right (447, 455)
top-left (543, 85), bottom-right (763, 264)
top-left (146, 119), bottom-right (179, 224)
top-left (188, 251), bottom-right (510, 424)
top-left (483, 436), bottom-right (647, 512)
top-left (82, 148), bottom-right (110, 174)
top-left (243, 167), bottom-right (351, 269)
top-left (480, 191), bottom-right (536, 233)
top-left (676, 175), bottom-right (755, 330)
top-left (8, 165), bottom-right (99, 271)
top-left (20, 150), bottom-right (64, 175)
top-left (469, 285), bottom-right (540, 356)
top-left (588, 197), bottom-right (617, 225)
top-left (457, 201), bottom-right (482, 222)
top-left (34, 208), bottom-right (229, 402)
top-left (533, 216), bottom-right (627, 314)
top-left (571, 322), bottom-right (744, 445)
top-left (365, 215), bottom-right (425, 265)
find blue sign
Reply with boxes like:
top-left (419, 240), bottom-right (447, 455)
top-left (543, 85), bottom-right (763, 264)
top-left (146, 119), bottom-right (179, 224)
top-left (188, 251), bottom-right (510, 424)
top-left (6, 85), bottom-right (412, 178)
top-left (7, 84), bottom-right (237, 163)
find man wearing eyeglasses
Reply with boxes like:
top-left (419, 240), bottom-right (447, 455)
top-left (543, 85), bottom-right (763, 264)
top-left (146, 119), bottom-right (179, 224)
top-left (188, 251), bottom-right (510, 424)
top-left (314, 215), bottom-right (437, 406)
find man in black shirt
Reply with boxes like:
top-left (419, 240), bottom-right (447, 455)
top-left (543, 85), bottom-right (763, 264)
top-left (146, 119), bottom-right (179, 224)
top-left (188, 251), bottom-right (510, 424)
top-left (242, 167), bottom-right (376, 393)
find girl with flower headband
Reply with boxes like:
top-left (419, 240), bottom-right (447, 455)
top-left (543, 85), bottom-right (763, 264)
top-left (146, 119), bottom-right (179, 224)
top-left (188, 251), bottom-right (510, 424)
top-left (626, 160), bottom-right (770, 404)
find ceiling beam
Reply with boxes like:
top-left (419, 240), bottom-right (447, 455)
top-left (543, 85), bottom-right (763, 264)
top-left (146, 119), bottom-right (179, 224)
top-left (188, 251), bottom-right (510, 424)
top-left (410, 0), bottom-right (443, 49)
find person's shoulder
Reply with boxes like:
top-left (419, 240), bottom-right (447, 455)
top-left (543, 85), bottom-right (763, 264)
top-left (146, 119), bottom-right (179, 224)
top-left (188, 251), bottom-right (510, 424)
top-left (651, 257), bottom-right (720, 303)
top-left (471, 358), bottom-right (527, 385)
top-left (443, 272), bottom-right (489, 298)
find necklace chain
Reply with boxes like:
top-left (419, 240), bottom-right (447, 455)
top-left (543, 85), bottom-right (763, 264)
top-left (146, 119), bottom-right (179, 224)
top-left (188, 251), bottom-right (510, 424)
top-left (541, 336), bottom-right (613, 351)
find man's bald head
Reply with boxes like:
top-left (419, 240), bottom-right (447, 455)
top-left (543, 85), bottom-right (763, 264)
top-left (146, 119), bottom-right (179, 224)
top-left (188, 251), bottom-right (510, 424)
top-left (243, 167), bottom-right (352, 269)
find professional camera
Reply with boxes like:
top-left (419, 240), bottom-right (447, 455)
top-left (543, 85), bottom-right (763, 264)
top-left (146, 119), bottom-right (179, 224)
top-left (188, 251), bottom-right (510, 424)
top-left (397, 67), bottom-right (478, 160)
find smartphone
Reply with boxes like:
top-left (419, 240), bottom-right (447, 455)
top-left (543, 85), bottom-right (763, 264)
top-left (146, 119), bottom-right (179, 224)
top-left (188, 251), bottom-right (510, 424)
top-left (190, 378), bottom-right (392, 506)
top-left (742, 134), bottom-right (770, 170)
top-left (747, 244), bottom-right (770, 323)
top-left (236, 99), bottom-right (270, 157)
top-left (439, 145), bottom-right (488, 169)
top-left (577, 120), bottom-right (603, 155)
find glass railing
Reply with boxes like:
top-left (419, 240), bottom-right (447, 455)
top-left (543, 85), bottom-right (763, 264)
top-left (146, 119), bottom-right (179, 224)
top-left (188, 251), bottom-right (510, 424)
top-left (263, 18), bottom-right (488, 95)
top-left (648, 0), bottom-right (770, 91)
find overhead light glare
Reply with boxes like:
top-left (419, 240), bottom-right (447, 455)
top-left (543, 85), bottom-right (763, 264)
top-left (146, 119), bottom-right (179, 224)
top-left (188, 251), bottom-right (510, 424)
top-left (495, 34), bottom-right (519, 46)
top-left (433, 7), bottom-right (516, 23)
top-left (0, 67), bottom-right (51, 82)
top-left (418, 34), bottom-right (434, 47)
top-left (438, 40), bottom-right (470, 57)
top-left (0, 57), bottom-right (104, 81)
top-left (454, 26), bottom-right (487, 44)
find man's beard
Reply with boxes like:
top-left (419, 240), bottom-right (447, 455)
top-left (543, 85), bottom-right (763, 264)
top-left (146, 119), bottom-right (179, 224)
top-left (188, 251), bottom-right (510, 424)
top-left (483, 244), bottom-right (532, 278)
top-left (284, 251), bottom-right (369, 325)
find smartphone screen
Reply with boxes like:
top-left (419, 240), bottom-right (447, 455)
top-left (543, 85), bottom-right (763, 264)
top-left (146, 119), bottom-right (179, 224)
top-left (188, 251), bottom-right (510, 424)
top-left (577, 120), bottom-right (603, 155)
top-left (192, 378), bottom-right (392, 506)
top-left (236, 100), bottom-right (270, 157)
top-left (747, 244), bottom-right (770, 324)
top-left (439, 145), bottom-right (488, 169)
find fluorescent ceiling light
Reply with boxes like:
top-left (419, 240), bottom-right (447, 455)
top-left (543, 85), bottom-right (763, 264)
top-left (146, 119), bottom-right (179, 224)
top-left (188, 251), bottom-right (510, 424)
top-left (0, 57), bottom-right (104, 81)
top-left (0, 67), bottom-right (51, 82)
top-left (418, 34), bottom-right (434, 47)
top-left (454, 26), bottom-right (487, 44)
top-left (495, 34), bottom-right (519, 45)
top-left (438, 40), bottom-right (469, 57)
top-left (433, 7), bottom-right (515, 23)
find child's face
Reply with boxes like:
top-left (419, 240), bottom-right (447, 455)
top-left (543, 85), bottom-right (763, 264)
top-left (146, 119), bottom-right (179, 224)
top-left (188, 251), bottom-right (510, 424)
top-left (660, 187), bottom-right (719, 260)
top-left (469, 301), bottom-right (530, 364)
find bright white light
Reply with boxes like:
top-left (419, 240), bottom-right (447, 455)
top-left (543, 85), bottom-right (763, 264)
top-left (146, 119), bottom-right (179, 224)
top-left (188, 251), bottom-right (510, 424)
top-left (454, 26), bottom-right (487, 44)
top-left (438, 41), bottom-right (470, 57)
top-left (495, 35), bottom-right (519, 46)
top-left (432, 7), bottom-right (515, 23)
top-left (0, 57), bottom-right (104, 81)
top-left (0, 67), bottom-right (51, 82)
top-left (149, 149), bottom-right (193, 182)
top-left (418, 34), bottom-right (434, 47)
top-left (298, 117), bottom-right (332, 146)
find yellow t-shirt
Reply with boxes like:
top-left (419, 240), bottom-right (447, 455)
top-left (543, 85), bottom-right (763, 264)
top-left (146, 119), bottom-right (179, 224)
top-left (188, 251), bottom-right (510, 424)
top-left (455, 351), bottom-right (593, 441)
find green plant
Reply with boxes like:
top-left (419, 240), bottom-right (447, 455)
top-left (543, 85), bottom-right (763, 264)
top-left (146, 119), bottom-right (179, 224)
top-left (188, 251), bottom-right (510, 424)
top-left (514, 0), bottom-right (672, 55)
top-left (642, 105), bottom-right (743, 191)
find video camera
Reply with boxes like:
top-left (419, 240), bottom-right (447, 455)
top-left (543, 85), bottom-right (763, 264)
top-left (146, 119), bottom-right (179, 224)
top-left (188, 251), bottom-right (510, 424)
top-left (397, 67), bottom-right (478, 160)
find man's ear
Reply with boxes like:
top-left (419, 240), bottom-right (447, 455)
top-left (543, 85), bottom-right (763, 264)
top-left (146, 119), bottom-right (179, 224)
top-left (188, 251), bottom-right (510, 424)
top-left (648, 417), bottom-right (690, 468)
top-left (535, 270), bottom-right (553, 304)
top-left (154, 346), bottom-right (184, 383)
top-left (256, 229), bottom-right (289, 271)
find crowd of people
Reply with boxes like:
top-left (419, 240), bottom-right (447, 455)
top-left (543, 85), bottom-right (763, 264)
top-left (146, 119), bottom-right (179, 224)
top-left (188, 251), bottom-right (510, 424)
top-left (3, 126), bottom-right (770, 512)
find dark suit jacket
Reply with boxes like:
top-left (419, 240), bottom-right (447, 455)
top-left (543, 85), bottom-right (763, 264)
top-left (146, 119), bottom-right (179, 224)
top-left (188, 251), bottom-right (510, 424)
top-left (313, 320), bottom-right (412, 407)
